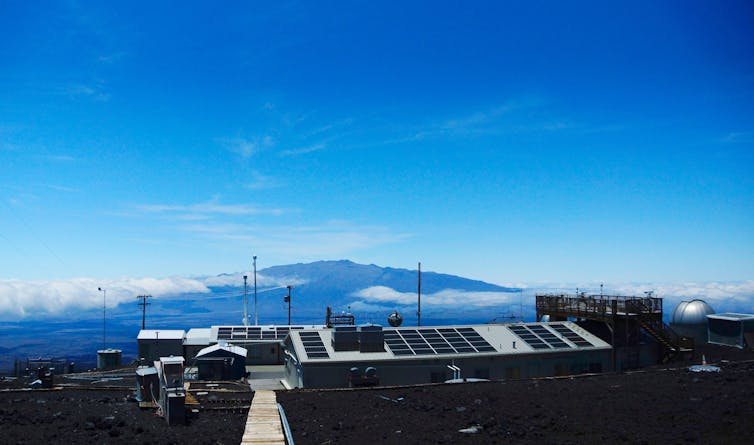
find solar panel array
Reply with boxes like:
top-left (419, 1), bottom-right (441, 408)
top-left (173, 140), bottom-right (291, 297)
top-left (549, 323), bottom-right (594, 347)
top-left (216, 326), bottom-right (304, 341)
top-left (384, 327), bottom-right (497, 356)
top-left (299, 331), bottom-right (330, 359)
top-left (508, 324), bottom-right (592, 349)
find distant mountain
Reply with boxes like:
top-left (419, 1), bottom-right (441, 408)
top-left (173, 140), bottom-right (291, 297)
top-left (259, 259), bottom-right (514, 295)
top-left (234, 260), bottom-right (520, 323)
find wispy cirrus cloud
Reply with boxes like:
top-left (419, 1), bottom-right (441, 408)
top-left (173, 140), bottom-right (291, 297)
top-left (180, 220), bottom-right (411, 258)
top-left (45, 184), bottom-right (80, 193)
top-left (245, 171), bottom-right (285, 190)
top-left (44, 154), bottom-right (77, 162)
top-left (135, 200), bottom-right (285, 217)
top-left (719, 131), bottom-right (752, 144)
top-left (218, 136), bottom-right (275, 158)
top-left (280, 143), bottom-right (326, 156)
top-left (62, 83), bottom-right (111, 102)
top-left (98, 52), bottom-right (126, 64)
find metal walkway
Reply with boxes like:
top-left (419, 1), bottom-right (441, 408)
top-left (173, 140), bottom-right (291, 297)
top-left (241, 390), bottom-right (286, 445)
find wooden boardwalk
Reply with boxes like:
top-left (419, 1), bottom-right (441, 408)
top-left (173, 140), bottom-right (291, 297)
top-left (241, 390), bottom-right (286, 445)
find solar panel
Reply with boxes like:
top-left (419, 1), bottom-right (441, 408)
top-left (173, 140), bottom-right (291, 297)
top-left (383, 327), bottom-right (497, 356)
top-left (508, 324), bottom-right (578, 349)
top-left (299, 331), bottom-right (330, 359)
top-left (549, 324), bottom-right (594, 347)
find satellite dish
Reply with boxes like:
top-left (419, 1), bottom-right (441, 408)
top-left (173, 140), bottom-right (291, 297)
top-left (387, 311), bottom-right (403, 327)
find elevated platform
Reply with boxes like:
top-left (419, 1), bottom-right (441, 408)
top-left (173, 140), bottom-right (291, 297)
top-left (536, 293), bottom-right (693, 366)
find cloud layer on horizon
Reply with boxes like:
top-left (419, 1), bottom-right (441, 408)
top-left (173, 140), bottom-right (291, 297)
top-left (0, 274), bottom-right (752, 321)
top-left (0, 276), bottom-right (211, 319)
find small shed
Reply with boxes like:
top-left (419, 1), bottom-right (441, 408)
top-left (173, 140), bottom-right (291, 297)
top-left (707, 313), bottom-right (754, 348)
top-left (137, 330), bottom-right (185, 363)
top-left (196, 343), bottom-right (247, 380)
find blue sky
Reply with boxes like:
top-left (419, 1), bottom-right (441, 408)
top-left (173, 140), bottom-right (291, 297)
top-left (1, 1), bottom-right (753, 285)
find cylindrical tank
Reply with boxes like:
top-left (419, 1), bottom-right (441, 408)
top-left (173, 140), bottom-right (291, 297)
top-left (97, 349), bottom-right (122, 370)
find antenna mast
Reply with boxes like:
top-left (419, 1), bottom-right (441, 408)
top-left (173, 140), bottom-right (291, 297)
top-left (253, 256), bottom-right (258, 325)
top-left (243, 275), bottom-right (249, 326)
top-left (136, 294), bottom-right (152, 330)
top-left (417, 262), bottom-right (422, 327)
top-left (98, 287), bottom-right (106, 350)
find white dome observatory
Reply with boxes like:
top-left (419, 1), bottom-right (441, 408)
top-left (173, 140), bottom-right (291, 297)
top-left (670, 299), bottom-right (715, 343)
top-left (671, 299), bottom-right (715, 325)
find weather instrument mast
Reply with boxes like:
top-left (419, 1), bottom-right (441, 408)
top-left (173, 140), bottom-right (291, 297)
top-left (98, 287), bottom-right (106, 350)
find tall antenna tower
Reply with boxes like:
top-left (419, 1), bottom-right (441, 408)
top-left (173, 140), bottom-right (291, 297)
top-left (136, 295), bottom-right (152, 330)
top-left (417, 262), bottom-right (422, 327)
top-left (98, 287), bottom-right (106, 350)
top-left (253, 256), bottom-right (258, 326)
top-left (243, 275), bottom-right (249, 326)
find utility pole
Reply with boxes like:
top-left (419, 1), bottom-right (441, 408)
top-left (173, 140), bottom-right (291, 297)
top-left (284, 285), bottom-right (292, 325)
top-left (253, 256), bottom-right (258, 325)
top-left (98, 287), bottom-right (106, 350)
top-left (243, 275), bottom-right (249, 326)
top-left (417, 262), bottom-right (422, 327)
top-left (136, 295), bottom-right (152, 330)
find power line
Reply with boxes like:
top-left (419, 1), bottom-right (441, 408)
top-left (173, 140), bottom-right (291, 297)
top-left (136, 295), bottom-right (152, 330)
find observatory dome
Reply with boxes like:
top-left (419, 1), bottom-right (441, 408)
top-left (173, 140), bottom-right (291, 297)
top-left (670, 299), bottom-right (715, 325)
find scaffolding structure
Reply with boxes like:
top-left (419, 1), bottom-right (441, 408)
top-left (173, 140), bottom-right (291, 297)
top-left (536, 293), bottom-right (693, 369)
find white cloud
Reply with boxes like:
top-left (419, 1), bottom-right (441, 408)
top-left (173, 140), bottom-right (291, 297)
top-left (245, 171), bottom-right (284, 190)
top-left (180, 220), bottom-right (411, 258)
top-left (0, 276), bottom-right (211, 319)
top-left (46, 184), bottom-right (80, 193)
top-left (280, 143), bottom-right (326, 156)
top-left (352, 286), bottom-right (516, 308)
top-left (519, 281), bottom-right (754, 314)
top-left (136, 200), bottom-right (285, 216)
top-left (201, 272), bottom-right (306, 288)
top-left (63, 84), bottom-right (110, 102)
top-left (219, 136), bottom-right (275, 158)
top-left (609, 281), bottom-right (754, 312)
top-left (720, 131), bottom-right (752, 144)
top-left (351, 281), bottom-right (754, 315)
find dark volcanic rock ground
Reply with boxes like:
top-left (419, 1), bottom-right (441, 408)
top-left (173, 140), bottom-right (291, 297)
top-left (278, 359), bottom-right (754, 444)
top-left (1, 344), bottom-right (753, 444)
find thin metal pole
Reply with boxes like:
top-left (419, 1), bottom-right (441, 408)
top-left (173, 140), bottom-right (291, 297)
top-left (98, 287), bottom-right (106, 350)
top-left (253, 256), bottom-right (258, 326)
top-left (243, 275), bottom-right (248, 326)
top-left (417, 262), bottom-right (422, 327)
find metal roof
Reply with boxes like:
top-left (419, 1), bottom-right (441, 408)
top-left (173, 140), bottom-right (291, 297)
top-left (159, 356), bottom-right (185, 365)
top-left (707, 313), bottom-right (754, 321)
top-left (137, 329), bottom-right (186, 340)
top-left (197, 343), bottom-right (248, 357)
top-left (287, 322), bottom-right (611, 364)
top-left (184, 328), bottom-right (212, 345)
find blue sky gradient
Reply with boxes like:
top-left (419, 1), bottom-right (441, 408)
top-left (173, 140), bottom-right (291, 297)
top-left (1, 1), bottom-right (753, 283)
